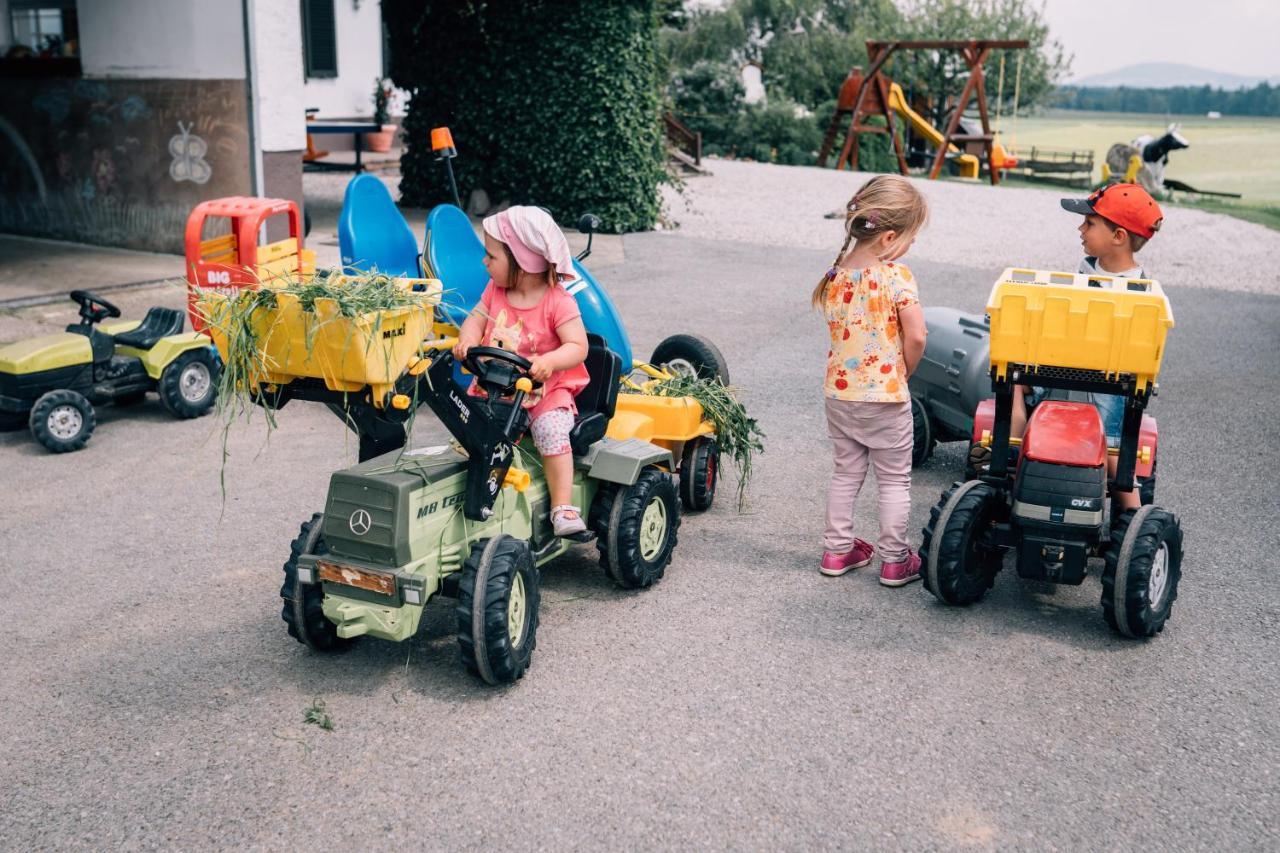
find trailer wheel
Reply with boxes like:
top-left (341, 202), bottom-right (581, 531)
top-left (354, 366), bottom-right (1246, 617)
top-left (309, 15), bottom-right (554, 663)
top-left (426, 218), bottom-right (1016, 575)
top-left (679, 436), bottom-right (719, 511)
top-left (911, 397), bottom-right (935, 467)
top-left (650, 334), bottom-right (729, 384)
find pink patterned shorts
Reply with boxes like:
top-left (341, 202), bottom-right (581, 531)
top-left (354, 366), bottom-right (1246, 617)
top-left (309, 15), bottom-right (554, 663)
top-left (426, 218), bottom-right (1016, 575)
top-left (530, 407), bottom-right (575, 457)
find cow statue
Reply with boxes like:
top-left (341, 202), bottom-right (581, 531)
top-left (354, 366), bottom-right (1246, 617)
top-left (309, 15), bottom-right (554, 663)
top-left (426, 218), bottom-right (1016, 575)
top-left (1104, 124), bottom-right (1190, 195)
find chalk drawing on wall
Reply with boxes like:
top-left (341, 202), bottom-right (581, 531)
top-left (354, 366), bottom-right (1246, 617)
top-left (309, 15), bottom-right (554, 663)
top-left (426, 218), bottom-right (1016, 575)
top-left (169, 121), bottom-right (212, 184)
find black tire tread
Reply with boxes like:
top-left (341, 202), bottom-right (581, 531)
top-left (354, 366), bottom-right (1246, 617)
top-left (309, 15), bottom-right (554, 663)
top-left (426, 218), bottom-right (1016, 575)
top-left (1102, 506), bottom-right (1183, 639)
top-left (650, 333), bottom-right (730, 384)
top-left (597, 467), bottom-right (681, 589)
top-left (455, 535), bottom-right (539, 685)
top-left (911, 397), bottom-right (935, 467)
top-left (159, 348), bottom-right (218, 419)
top-left (920, 480), bottom-right (1004, 605)
top-left (29, 389), bottom-right (95, 453)
top-left (679, 436), bottom-right (719, 511)
top-left (280, 513), bottom-right (354, 652)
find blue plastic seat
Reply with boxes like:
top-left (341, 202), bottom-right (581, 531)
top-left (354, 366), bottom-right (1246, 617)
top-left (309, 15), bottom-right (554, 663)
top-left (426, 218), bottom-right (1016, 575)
top-left (424, 204), bottom-right (633, 368)
top-left (424, 204), bottom-right (490, 326)
top-left (338, 175), bottom-right (421, 277)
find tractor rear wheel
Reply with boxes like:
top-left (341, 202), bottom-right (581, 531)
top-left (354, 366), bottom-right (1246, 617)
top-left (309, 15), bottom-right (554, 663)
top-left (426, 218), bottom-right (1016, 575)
top-left (595, 467), bottom-right (680, 589)
top-left (280, 513), bottom-right (354, 652)
top-left (456, 534), bottom-right (539, 685)
top-left (920, 480), bottom-right (1005, 605)
top-left (1102, 506), bottom-right (1183, 638)
top-left (159, 348), bottom-right (218, 418)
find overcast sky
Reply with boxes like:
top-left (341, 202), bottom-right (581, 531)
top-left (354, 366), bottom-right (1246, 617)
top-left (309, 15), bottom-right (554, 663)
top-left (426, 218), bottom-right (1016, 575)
top-left (1041, 0), bottom-right (1278, 79)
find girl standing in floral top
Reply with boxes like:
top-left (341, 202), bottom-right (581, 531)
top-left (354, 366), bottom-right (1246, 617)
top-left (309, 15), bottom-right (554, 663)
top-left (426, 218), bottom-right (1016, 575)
top-left (811, 175), bottom-right (929, 586)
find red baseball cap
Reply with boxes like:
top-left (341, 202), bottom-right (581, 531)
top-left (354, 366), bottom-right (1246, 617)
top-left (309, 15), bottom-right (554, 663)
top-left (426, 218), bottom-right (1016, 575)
top-left (1061, 183), bottom-right (1164, 239)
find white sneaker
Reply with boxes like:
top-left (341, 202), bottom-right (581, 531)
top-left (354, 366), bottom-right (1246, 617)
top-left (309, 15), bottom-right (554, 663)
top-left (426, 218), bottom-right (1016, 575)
top-left (551, 505), bottom-right (587, 537)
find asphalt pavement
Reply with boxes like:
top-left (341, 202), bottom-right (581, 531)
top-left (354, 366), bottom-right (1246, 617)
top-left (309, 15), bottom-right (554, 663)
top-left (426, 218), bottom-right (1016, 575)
top-left (1, 233), bottom-right (1277, 849)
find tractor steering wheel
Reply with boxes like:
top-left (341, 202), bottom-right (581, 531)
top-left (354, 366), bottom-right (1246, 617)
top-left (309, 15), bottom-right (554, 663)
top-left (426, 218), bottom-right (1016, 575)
top-left (69, 290), bottom-right (122, 326)
top-left (463, 346), bottom-right (542, 396)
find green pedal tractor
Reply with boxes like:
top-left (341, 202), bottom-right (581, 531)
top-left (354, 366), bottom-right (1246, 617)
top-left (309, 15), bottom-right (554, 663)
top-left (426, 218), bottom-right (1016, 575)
top-left (199, 280), bottom-right (718, 685)
top-left (0, 290), bottom-right (219, 452)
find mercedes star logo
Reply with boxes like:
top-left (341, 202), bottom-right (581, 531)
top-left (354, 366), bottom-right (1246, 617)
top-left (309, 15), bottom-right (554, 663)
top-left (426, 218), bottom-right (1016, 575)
top-left (349, 509), bottom-right (372, 536)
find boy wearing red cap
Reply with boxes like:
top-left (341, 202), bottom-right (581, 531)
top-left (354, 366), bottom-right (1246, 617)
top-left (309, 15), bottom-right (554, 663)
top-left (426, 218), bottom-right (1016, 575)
top-left (1010, 183), bottom-right (1164, 512)
top-left (1060, 182), bottom-right (1163, 278)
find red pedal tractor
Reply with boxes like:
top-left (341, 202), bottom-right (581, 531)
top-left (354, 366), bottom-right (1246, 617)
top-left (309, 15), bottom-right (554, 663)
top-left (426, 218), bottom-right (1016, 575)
top-left (920, 268), bottom-right (1184, 639)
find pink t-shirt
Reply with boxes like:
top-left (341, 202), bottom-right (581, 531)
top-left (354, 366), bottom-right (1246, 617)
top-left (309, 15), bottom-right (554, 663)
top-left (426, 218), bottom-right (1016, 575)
top-left (470, 281), bottom-right (589, 418)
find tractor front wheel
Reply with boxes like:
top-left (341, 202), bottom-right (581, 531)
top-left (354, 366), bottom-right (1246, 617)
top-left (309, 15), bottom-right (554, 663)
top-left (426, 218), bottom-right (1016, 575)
top-left (456, 534), bottom-right (540, 685)
top-left (594, 467), bottom-right (680, 589)
top-left (920, 480), bottom-right (1005, 605)
top-left (280, 513), bottom-right (354, 652)
top-left (30, 389), bottom-right (95, 453)
top-left (679, 436), bottom-right (719, 511)
top-left (1102, 506), bottom-right (1183, 638)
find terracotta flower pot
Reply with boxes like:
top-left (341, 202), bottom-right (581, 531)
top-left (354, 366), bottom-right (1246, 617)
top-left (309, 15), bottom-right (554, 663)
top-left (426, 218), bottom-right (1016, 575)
top-left (366, 124), bottom-right (397, 153)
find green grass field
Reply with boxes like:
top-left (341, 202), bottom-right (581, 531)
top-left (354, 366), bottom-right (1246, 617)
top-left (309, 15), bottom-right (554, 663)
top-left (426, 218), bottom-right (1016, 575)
top-left (994, 110), bottom-right (1280, 227)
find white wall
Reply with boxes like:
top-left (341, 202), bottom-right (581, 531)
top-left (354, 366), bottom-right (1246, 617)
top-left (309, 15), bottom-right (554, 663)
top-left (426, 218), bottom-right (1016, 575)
top-left (250, 0), bottom-right (305, 151)
top-left (79, 0), bottom-right (246, 79)
top-left (302, 0), bottom-right (385, 118)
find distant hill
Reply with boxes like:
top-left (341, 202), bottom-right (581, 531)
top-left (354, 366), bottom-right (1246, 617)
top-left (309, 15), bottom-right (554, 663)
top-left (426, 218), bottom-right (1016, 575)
top-left (1071, 63), bottom-right (1280, 90)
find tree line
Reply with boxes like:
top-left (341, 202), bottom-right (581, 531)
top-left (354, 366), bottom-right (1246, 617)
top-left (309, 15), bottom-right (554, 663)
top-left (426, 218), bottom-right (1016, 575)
top-left (1054, 82), bottom-right (1280, 117)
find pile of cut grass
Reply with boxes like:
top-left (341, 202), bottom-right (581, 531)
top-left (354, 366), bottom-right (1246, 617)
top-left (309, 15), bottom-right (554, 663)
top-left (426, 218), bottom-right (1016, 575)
top-left (625, 373), bottom-right (764, 511)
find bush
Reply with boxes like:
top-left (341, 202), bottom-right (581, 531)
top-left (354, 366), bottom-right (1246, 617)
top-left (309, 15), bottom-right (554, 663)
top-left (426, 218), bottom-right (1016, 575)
top-left (385, 0), bottom-right (664, 232)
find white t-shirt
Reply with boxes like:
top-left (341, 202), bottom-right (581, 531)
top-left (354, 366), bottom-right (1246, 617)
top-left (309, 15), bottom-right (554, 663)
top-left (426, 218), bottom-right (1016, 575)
top-left (1079, 256), bottom-right (1145, 279)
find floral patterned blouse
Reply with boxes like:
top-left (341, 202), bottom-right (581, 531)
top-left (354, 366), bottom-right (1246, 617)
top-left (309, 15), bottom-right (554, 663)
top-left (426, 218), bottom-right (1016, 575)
top-left (821, 261), bottom-right (920, 403)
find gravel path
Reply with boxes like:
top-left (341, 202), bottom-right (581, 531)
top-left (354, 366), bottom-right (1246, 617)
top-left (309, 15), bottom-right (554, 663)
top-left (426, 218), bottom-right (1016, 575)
top-left (662, 158), bottom-right (1279, 294)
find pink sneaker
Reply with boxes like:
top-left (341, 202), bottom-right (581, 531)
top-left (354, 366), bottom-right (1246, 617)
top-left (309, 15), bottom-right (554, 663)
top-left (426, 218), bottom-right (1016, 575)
top-left (879, 550), bottom-right (922, 587)
top-left (820, 538), bottom-right (875, 577)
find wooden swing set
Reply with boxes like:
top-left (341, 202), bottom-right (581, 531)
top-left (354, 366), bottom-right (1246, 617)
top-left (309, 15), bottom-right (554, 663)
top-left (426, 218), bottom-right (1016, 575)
top-left (817, 39), bottom-right (1029, 184)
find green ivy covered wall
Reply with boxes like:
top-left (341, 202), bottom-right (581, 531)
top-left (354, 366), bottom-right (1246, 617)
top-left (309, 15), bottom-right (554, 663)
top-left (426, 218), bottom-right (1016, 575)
top-left (385, 0), bottom-right (665, 232)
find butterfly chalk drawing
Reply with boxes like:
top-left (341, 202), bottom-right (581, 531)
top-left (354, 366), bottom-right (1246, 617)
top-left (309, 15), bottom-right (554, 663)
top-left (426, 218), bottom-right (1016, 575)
top-left (169, 121), bottom-right (212, 185)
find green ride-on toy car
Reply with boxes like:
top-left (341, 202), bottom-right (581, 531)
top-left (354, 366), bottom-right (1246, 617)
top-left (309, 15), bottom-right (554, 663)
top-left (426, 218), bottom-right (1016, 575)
top-left (267, 335), bottom-right (690, 685)
top-left (0, 290), bottom-right (219, 452)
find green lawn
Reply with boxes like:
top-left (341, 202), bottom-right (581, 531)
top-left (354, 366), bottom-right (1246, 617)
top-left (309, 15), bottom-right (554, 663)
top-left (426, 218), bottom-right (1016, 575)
top-left (992, 110), bottom-right (1280, 227)
top-left (1004, 110), bottom-right (1280, 200)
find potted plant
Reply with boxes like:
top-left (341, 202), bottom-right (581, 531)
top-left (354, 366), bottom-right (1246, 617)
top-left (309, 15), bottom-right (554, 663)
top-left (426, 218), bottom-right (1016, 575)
top-left (366, 78), bottom-right (397, 153)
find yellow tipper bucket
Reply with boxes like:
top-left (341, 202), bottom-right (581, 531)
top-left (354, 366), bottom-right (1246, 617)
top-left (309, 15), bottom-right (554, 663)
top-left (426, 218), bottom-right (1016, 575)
top-left (986, 267), bottom-right (1174, 391)
top-left (200, 277), bottom-right (442, 401)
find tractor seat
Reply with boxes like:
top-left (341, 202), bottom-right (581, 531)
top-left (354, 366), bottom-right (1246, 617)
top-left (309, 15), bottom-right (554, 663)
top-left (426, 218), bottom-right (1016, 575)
top-left (570, 334), bottom-right (622, 456)
top-left (112, 307), bottom-right (185, 349)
